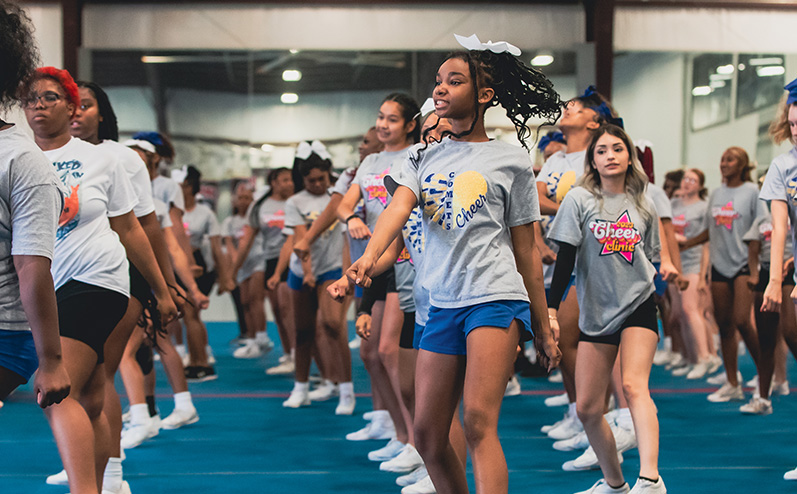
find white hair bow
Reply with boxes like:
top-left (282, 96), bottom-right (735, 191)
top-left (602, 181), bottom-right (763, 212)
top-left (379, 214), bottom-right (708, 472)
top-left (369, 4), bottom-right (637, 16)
top-left (295, 140), bottom-right (331, 161)
top-left (454, 34), bottom-right (521, 57)
top-left (419, 98), bottom-right (435, 117)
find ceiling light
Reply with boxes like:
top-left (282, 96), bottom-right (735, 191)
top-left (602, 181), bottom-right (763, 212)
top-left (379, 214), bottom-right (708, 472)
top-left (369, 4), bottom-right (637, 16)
top-left (531, 54), bottom-right (554, 67)
top-left (141, 55), bottom-right (174, 64)
top-left (710, 80), bottom-right (726, 89)
top-left (692, 86), bottom-right (712, 97)
top-left (749, 57), bottom-right (783, 66)
top-left (289, 49), bottom-right (300, 54)
top-left (716, 64), bottom-right (735, 75)
top-left (282, 70), bottom-right (302, 82)
top-left (737, 63), bottom-right (746, 71)
top-left (709, 73), bottom-right (732, 82)
top-left (756, 66), bottom-right (786, 77)
top-left (281, 93), bottom-right (299, 104)
top-left (260, 144), bottom-right (274, 152)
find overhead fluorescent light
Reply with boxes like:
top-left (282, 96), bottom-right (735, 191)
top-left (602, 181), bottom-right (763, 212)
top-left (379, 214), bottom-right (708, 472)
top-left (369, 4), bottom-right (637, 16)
top-left (260, 144), bottom-right (274, 152)
top-left (710, 80), bottom-right (726, 89)
top-left (692, 86), bottom-right (712, 97)
top-left (737, 63), bottom-right (746, 71)
top-left (531, 54), bottom-right (554, 67)
top-left (281, 93), bottom-right (299, 104)
top-left (282, 69), bottom-right (302, 82)
top-left (749, 57), bottom-right (783, 67)
top-left (716, 64), bottom-right (735, 75)
top-left (141, 55), bottom-right (175, 64)
top-left (709, 73), bottom-right (732, 82)
top-left (756, 66), bottom-right (786, 77)
top-left (289, 49), bottom-right (300, 54)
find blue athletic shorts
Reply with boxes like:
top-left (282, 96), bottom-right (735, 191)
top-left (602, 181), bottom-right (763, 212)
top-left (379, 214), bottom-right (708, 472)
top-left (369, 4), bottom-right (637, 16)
top-left (287, 268), bottom-right (343, 291)
top-left (652, 262), bottom-right (668, 297)
top-left (0, 330), bottom-right (38, 381)
top-left (413, 323), bottom-right (426, 350)
top-left (419, 300), bottom-right (533, 356)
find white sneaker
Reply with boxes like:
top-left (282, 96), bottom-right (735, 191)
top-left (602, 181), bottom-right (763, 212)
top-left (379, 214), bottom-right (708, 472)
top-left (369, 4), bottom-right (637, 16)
top-left (548, 413), bottom-right (583, 440)
top-left (121, 410), bottom-right (130, 424)
top-left (397, 466), bottom-right (428, 487)
top-left (175, 344), bottom-right (189, 367)
top-left (120, 418), bottom-right (156, 450)
top-left (255, 332), bottom-right (275, 351)
top-left (335, 393), bottom-right (356, 415)
top-left (102, 480), bottom-right (131, 494)
top-left (46, 469), bottom-right (68, 485)
top-left (707, 383), bottom-right (744, 402)
top-left (368, 438), bottom-right (405, 462)
top-left (739, 396), bottom-right (773, 415)
top-left (282, 387), bottom-right (310, 408)
top-left (266, 358), bottom-right (295, 375)
top-left (664, 353), bottom-right (685, 371)
top-left (612, 422), bottom-right (637, 453)
top-left (346, 422), bottom-right (396, 441)
top-left (161, 407), bottom-right (199, 429)
top-left (773, 381), bottom-right (790, 396)
top-left (685, 360), bottom-right (711, 380)
top-left (233, 340), bottom-right (263, 359)
top-left (402, 474), bottom-right (436, 494)
top-left (308, 380), bottom-right (338, 401)
top-left (784, 467), bottom-right (797, 480)
top-left (629, 476), bottom-right (666, 493)
top-left (575, 479), bottom-right (631, 494)
top-left (671, 364), bottom-right (692, 377)
top-left (706, 355), bottom-right (723, 374)
top-left (554, 431), bottom-right (590, 451)
top-left (563, 448), bottom-right (623, 471)
top-left (545, 392), bottom-right (570, 407)
top-left (348, 335), bottom-right (361, 349)
top-left (541, 413), bottom-right (567, 433)
top-left (380, 444), bottom-right (424, 473)
top-left (746, 375), bottom-right (759, 388)
top-left (206, 345), bottom-right (216, 365)
top-left (652, 349), bottom-right (674, 366)
top-left (707, 370), bottom-right (741, 386)
top-left (504, 376), bottom-right (521, 397)
top-left (548, 370), bottom-right (563, 383)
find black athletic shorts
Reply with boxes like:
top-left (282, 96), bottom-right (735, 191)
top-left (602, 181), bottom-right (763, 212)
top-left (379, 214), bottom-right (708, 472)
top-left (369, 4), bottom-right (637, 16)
top-left (579, 295), bottom-right (658, 346)
top-left (364, 268), bottom-right (397, 303)
top-left (56, 280), bottom-right (129, 364)
top-left (754, 267), bottom-right (796, 293)
top-left (192, 250), bottom-right (217, 296)
top-left (129, 262), bottom-right (155, 307)
top-left (711, 265), bottom-right (751, 284)
top-left (264, 257), bottom-right (289, 286)
top-left (399, 311), bottom-right (416, 350)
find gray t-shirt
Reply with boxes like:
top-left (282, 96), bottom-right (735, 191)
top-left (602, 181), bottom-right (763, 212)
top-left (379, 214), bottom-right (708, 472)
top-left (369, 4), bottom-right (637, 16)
top-left (759, 146), bottom-right (797, 263)
top-left (670, 198), bottom-right (708, 275)
top-left (223, 213), bottom-right (265, 283)
top-left (152, 175), bottom-right (184, 212)
top-left (353, 148), bottom-right (409, 232)
top-left (392, 139), bottom-right (541, 308)
top-left (743, 201), bottom-right (793, 270)
top-left (283, 189), bottom-right (344, 278)
top-left (250, 197), bottom-right (287, 260)
top-left (548, 187), bottom-right (660, 337)
top-left (536, 150), bottom-right (586, 287)
top-left (707, 182), bottom-right (764, 278)
top-left (183, 203), bottom-right (220, 272)
top-left (0, 125), bottom-right (64, 331)
top-left (645, 183), bottom-right (672, 264)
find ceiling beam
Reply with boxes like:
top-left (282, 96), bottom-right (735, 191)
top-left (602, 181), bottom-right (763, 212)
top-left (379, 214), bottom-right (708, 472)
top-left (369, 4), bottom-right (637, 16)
top-left (616, 0), bottom-right (797, 9)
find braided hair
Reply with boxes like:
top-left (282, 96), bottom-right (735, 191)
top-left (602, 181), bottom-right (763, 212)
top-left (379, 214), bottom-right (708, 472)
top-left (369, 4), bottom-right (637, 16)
top-left (0, 1), bottom-right (39, 113)
top-left (422, 49), bottom-right (562, 151)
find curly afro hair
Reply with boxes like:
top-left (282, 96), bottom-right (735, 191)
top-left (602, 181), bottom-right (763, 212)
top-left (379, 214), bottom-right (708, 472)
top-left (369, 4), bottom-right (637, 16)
top-left (0, 1), bottom-right (40, 112)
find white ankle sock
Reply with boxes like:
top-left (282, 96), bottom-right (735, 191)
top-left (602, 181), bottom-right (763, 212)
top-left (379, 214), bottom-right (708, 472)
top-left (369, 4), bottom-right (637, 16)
top-left (339, 382), bottom-right (354, 397)
top-left (567, 402), bottom-right (577, 417)
top-left (174, 391), bottom-right (194, 411)
top-left (103, 457), bottom-right (123, 491)
top-left (130, 403), bottom-right (150, 424)
top-left (292, 381), bottom-right (309, 393)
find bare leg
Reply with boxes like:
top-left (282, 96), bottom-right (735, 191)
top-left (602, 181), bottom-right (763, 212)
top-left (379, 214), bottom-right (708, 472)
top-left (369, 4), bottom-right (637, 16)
top-left (155, 330), bottom-right (189, 393)
top-left (368, 300), bottom-right (408, 443)
top-left (733, 276), bottom-right (760, 368)
top-left (184, 302), bottom-right (209, 366)
top-left (379, 293), bottom-right (413, 445)
top-left (317, 280), bottom-right (350, 383)
top-left (754, 291), bottom-right (778, 398)
top-left (272, 282), bottom-right (295, 354)
top-left (712, 281), bottom-right (740, 385)
top-left (119, 327), bottom-right (148, 406)
top-left (291, 286), bottom-right (317, 383)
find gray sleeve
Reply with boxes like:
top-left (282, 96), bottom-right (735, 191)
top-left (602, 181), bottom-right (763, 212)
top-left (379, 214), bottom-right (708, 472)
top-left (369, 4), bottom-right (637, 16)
top-left (644, 208), bottom-right (662, 260)
top-left (169, 180), bottom-right (185, 211)
top-left (220, 217), bottom-right (233, 238)
top-left (547, 191), bottom-right (584, 246)
top-left (506, 164), bottom-right (541, 227)
top-left (206, 208), bottom-right (221, 237)
top-left (10, 184), bottom-right (61, 259)
top-left (648, 185), bottom-right (673, 219)
top-left (283, 197), bottom-right (303, 231)
top-left (760, 159), bottom-right (787, 203)
top-left (742, 215), bottom-right (762, 244)
top-left (389, 156), bottom-right (422, 204)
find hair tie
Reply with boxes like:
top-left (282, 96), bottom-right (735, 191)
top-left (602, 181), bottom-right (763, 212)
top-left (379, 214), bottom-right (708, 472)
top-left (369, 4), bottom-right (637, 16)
top-left (454, 34), bottom-right (521, 57)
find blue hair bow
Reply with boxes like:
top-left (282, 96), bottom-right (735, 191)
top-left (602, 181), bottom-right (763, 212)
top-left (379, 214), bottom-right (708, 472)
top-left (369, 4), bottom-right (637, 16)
top-left (132, 131), bottom-right (164, 147)
top-left (538, 131), bottom-right (565, 151)
top-left (786, 77), bottom-right (797, 105)
top-left (581, 85), bottom-right (597, 99)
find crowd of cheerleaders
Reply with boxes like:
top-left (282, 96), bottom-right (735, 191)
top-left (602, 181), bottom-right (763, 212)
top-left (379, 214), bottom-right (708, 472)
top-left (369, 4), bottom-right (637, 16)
top-left (4, 7), bottom-right (797, 494)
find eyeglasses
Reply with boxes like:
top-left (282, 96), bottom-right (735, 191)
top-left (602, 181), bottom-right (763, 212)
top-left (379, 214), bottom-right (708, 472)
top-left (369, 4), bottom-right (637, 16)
top-left (682, 177), bottom-right (699, 184)
top-left (23, 91), bottom-right (63, 108)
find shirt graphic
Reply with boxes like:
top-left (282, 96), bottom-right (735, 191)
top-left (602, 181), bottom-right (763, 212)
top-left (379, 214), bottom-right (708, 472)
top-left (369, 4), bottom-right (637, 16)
top-left (589, 210), bottom-right (642, 264)
top-left (422, 170), bottom-right (488, 230)
top-left (672, 213), bottom-right (687, 236)
top-left (546, 170), bottom-right (578, 203)
top-left (759, 221), bottom-right (773, 241)
top-left (266, 210), bottom-right (285, 229)
top-left (712, 201), bottom-right (740, 230)
top-left (401, 207), bottom-right (424, 264)
top-left (361, 168), bottom-right (390, 206)
top-left (54, 159), bottom-right (84, 239)
top-left (787, 177), bottom-right (797, 206)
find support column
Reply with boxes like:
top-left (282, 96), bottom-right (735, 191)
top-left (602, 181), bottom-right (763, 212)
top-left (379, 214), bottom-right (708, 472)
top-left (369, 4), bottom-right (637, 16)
top-left (61, 0), bottom-right (82, 75)
top-left (584, 0), bottom-right (615, 99)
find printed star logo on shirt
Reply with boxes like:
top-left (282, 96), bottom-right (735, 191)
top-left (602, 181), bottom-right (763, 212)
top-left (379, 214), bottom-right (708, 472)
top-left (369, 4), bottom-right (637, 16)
top-left (267, 210), bottom-right (285, 229)
top-left (712, 201), bottom-right (740, 230)
top-left (362, 168), bottom-right (390, 207)
top-left (672, 214), bottom-right (687, 236)
top-left (421, 171), bottom-right (488, 230)
top-left (759, 222), bottom-right (773, 241)
top-left (588, 210), bottom-right (642, 264)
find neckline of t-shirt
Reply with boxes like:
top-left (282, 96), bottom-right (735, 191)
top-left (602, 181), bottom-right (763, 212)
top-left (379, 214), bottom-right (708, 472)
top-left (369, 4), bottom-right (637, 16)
top-left (42, 136), bottom-right (76, 155)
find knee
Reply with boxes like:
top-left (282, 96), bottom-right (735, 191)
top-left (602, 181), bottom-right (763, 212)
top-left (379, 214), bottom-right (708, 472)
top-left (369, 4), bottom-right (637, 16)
top-left (80, 390), bottom-right (105, 420)
top-left (463, 406), bottom-right (495, 447)
top-left (414, 418), bottom-right (448, 459)
top-left (622, 379), bottom-right (649, 405)
top-left (378, 342), bottom-right (397, 364)
top-left (576, 400), bottom-right (604, 426)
